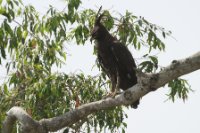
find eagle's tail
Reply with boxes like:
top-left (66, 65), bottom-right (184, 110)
top-left (131, 99), bottom-right (140, 109)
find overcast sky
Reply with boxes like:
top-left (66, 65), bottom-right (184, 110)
top-left (1, 0), bottom-right (200, 133)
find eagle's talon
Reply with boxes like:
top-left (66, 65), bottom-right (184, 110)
top-left (110, 91), bottom-right (117, 98)
top-left (102, 92), bottom-right (114, 99)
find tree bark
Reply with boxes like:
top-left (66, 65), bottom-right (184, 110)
top-left (2, 51), bottom-right (200, 133)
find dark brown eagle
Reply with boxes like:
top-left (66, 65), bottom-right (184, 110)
top-left (90, 9), bottom-right (140, 109)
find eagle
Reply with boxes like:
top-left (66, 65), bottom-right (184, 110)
top-left (90, 9), bottom-right (140, 109)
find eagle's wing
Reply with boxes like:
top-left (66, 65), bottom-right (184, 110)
top-left (110, 42), bottom-right (137, 79)
top-left (110, 42), bottom-right (139, 108)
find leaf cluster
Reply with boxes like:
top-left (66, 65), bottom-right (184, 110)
top-left (167, 78), bottom-right (193, 102)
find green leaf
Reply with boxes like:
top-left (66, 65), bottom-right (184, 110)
top-left (16, 27), bottom-right (22, 39)
top-left (162, 31), bottom-right (166, 38)
top-left (133, 36), bottom-right (137, 48)
top-left (103, 11), bottom-right (114, 30)
top-left (13, 0), bottom-right (19, 6)
top-left (0, 6), bottom-right (6, 14)
top-left (137, 41), bottom-right (141, 50)
top-left (4, 20), bottom-right (13, 36)
top-left (123, 122), bottom-right (127, 128)
top-left (149, 56), bottom-right (158, 65)
top-left (139, 61), bottom-right (153, 72)
top-left (8, 7), bottom-right (15, 19)
top-left (3, 84), bottom-right (9, 95)
top-left (0, 47), bottom-right (6, 59)
top-left (135, 25), bottom-right (141, 36)
top-left (138, 19), bottom-right (142, 26)
top-left (122, 128), bottom-right (125, 133)
top-left (147, 30), bottom-right (153, 44)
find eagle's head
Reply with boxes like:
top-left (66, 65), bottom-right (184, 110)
top-left (90, 14), bottom-right (107, 41)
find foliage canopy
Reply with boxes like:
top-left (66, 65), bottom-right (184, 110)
top-left (0, 0), bottom-right (192, 132)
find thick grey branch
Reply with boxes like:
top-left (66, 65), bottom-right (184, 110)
top-left (2, 51), bottom-right (200, 133)
top-left (2, 107), bottom-right (47, 133)
top-left (153, 51), bottom-right (200, 88)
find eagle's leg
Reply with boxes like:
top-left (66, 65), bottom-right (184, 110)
top-left (103, 72), bottom-right (121, 99)
top-left (103, 82), bottom-right (116, 99)
top-left (110, 71), bottom-right (121, 98)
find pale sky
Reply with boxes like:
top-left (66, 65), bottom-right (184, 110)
top-left (1, 0), bottom-right (200, 133)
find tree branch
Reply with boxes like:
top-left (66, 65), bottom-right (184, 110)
top-left (2, 107), bottom-right (47, 133)
top-left (2, 51), bottom-right (200, 133)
